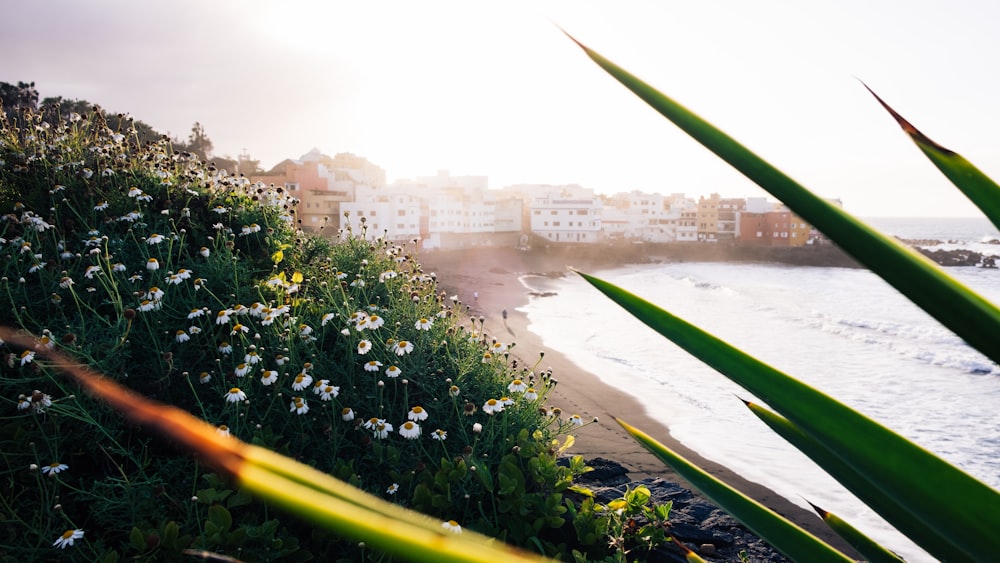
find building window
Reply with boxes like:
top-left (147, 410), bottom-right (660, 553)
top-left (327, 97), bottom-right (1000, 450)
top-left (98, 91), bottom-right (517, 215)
top-left (397, 210), bottom-right (406, 216)
top-left (285, 183), bottom-right (299, 191)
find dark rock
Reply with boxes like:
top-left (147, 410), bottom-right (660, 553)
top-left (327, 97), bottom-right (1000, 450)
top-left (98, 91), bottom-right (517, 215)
top-left (575, 456), bottom-right (632, 487)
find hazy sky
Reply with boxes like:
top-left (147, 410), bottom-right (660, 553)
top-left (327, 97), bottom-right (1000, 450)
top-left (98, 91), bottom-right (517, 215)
top-left (4, 0), bottom-right (1000, 217)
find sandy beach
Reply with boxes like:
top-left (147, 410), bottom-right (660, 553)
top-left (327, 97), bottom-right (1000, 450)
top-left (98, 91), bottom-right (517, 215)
top-left (419, 245), bottom-right (856, 552)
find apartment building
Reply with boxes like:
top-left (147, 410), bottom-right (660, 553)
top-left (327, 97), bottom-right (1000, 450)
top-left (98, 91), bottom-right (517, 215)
top-left (737, 198), bottom-right (813, 246)
top-left (529, 185), bottom-right (603, 243)
top-left (696, 193), bottom-right (746, 242)
top-left (340, 189), bottom-right (422, 242)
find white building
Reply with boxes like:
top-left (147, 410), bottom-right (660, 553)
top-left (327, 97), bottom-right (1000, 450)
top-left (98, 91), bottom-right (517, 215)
top-left (340, 190), bottom-right (422, 242)
top-left (529, 185), bottom-right (603, 243)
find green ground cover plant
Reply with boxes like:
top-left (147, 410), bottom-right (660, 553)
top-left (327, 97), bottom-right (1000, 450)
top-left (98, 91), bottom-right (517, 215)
top-left (0, 103), bottom-right (628, 561)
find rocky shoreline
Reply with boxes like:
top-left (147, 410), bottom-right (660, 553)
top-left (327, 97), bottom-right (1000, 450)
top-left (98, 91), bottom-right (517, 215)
top-left (476, 238), bottom-right (1000, 270)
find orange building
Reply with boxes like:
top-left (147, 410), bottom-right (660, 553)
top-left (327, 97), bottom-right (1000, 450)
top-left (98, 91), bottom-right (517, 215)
top-left (737, 208), bottom-right (812, 246)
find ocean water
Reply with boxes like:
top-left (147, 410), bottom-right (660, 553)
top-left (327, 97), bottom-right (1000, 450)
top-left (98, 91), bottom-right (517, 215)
top-left (520, 218), bottom-right (1000, 562)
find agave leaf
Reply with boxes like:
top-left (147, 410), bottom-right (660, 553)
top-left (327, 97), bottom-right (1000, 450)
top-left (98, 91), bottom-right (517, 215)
top-left (742, 399), bottom-right (957, 561)
top-left (576, 271), bottom-right (1000, 561)
top-left (565, 33), bottom-right (1000, 368)
top-left (864, 83), bottom-right (1000, 232)
top-left (805, 501), bottom-right (906, 563)
top-left (614, 418), bottom-right (854, 563)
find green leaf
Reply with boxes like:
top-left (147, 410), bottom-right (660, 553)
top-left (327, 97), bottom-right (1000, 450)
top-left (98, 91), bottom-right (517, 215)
top-left (864, 83), bottom-right (1000, 232)
top-left (565, 34), bottom-right (1000, 369)
top-left (129, 526), bottom-right (146, 553)
top-left (807, 501), bottom-right (905, 563)
top-left (227, 490), bottom-right (253, 508)
top-left (578, 270), bottom-right (1000, 561)
top-left (473, 460), bottom-right (494, 492)
top-left (207, 504), bottom-right (232, 534)
top-left (626, 485), bottom-right (651, 511)
top-left (162, 520), bottom-right (179, 551)
top-left (654, 502), bottom-right (672, 521)
top-left (742, 399), bottom-right (962, 560)
top-left (614, 417), bottom-right (854, 563)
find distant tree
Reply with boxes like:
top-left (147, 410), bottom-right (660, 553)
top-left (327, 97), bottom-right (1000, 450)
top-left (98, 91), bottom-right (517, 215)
top-left (0, 81), bottom-right (39, 113)
top-left (184, 121), bottom-right (214, 161)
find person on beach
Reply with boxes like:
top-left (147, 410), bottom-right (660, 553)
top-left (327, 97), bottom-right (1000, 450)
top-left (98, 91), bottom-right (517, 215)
top-left (474, 291), bottom-right (479, 302)
top-left (502, 308), bottom-right (508, 320)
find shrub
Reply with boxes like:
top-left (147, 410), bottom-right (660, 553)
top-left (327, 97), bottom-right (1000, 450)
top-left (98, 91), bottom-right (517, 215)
top-left (0, 104), bottom-right (591, 560)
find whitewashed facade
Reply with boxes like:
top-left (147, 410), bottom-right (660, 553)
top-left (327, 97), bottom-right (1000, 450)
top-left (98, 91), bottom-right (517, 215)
top-left (529, 185), bottom-right (603, 243)
top-left (340, 190), bottom-right (422, 242)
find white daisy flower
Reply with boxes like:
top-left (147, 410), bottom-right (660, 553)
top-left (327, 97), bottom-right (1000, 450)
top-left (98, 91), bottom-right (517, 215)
top-left (289, 397), bottom-right (309, 415)
top-left (399, 421), bottom-right (421, 439)
top-left (52, 529), bottom-right (84, 549)
top-left (224, 388), bottom-right (246, 403)
top-left (260, 370), bottom-right (278, 386)
top-left (318, 384), bottom-right (340, 401)
top-left (41, 462), bottom-right (69, 475)
top-left (291, 372), bottom-right (313, 391)
top-left (482, 398), bottom-right (504, 415)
